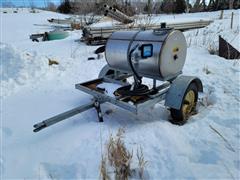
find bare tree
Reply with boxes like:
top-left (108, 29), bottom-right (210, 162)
top-left (201, 0), bottom-right (207, 11)
top-left (229, 0), bottom-right (234, 9)
top-left (47, 2), bottom-right (57, 12)
top-left (29, 0), bottom-right (35, 9)
top-left (147, 0), bottom-right (152, 15)
top-left (208, 0), bottom-right (214, 9)
top-left (193, 0), bottom-right (201, 9)
top-left (214, 0), bottom-right (220, 10)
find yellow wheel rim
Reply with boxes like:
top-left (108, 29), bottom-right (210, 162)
top-left (182, 90), bottom-right (196, 119)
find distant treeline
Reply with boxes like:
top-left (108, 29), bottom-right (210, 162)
top-left (53, 0), bottom-right (240, 15)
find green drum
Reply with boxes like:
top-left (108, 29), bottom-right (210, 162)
top-left (47, 31), bottom-right (69, 40)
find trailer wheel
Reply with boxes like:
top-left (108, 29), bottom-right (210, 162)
top-left (170, 83), bottom-right (198, 125)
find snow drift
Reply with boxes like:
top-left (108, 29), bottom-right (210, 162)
top-left (0, 43), bottom-right (49, 97)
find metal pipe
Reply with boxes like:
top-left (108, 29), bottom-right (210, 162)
top-left (103, 5), bottom-right (133, 24)
top-left (105, 10), bottom-right (126, 23)
top-left (112, 8), bottom-right (133, 23)
top-left (86, 20), bottom-right (212, 34)
top-left (105, 10), bottom-right (124, 23)
top-left (107, 11), bottom-right (130, 24)
top-left (110, 10), bottom-right (133, 24)
top-left (33, 102), bottom-right (95, 132)
top-left (104, 5), bottom-right (123, 19)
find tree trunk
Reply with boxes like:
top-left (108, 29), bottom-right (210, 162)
top-left (186, 0), bottom-right (190, 12)
top-left (214, 0), bottom-right (220, 10)
top-left (147, 0), bottom-right (152, 16)
top-left (208, 0), bottom-right (214, 8)
top-left (202, 0), bottom-right (206, 10)
top-left (194, 0), bottom-right (201, 8)
top-left (229, 0), bottom-right (234, 9)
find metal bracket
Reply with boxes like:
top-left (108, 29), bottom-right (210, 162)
top-left (94, 100), bottom-right (103, 122)
top-left (98, 65), bottom-right (112, 78)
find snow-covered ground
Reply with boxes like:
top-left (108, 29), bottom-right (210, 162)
top-left (0, 8), bottom-right (240, 179)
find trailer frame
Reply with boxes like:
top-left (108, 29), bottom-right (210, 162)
top-left (33, 65), bottom-right (202, 132)
top-left (33, 72), bottom-right (172, 132)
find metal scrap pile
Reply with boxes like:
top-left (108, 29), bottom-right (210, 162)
top-left (80, 4), bottom-right (213, 45)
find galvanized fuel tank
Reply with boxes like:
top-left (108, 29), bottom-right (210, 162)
top-left (105, 29), bottom-right (187, 80)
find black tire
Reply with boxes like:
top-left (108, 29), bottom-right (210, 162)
top-left (170, 83), bottom-right (198, 125)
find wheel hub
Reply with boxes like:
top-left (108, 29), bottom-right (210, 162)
top-left (182, 90), bottom-right (195, 119)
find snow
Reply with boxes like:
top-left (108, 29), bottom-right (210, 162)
top-left (184, 10), bottom-right (240, 51)
top-left (1, 8), bottom-right (240, 179)
top-left (97, 83), bottom-right (122, 97)
top-left (0, 43), bottom-right (50, 97)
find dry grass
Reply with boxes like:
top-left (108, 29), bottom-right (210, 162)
top-left (137, 146), bottom-right (148, 179)
top-left (107, 128), bottom-right (132, 180)
top-left (100, 156), bottom-right (110, 180)
top-left (48, 59), bottom-right (59, 66)
top-left (203, 65), bottom-right (211, 74)
top-left (133, 14), bottom-right (156, 29)
top-left (208, 44), bottom-right (218, 55)
top-left (100, 128), bottom-right (147, 180)
top-left (199, 88), bottom-right (215, 107)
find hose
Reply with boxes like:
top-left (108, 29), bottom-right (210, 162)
top-left (128, 44), bottom-right (142, 87)
top-left (114, 31), bottom-right (150, 97)
top-left (114, 84), bottom-right (149, 96)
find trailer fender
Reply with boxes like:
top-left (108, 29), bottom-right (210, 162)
top-left (98, 65), bottom-right (128, 79)
top-left (164, 75), bottom-right (203, 110)
top-left (98, 65), bottom-right (114, 78)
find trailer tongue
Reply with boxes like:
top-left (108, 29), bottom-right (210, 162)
top-left (33, 102), bottom-right (95, 132)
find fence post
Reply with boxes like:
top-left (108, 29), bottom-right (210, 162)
top-left (219, 10), bottom-right (224, 19)
top-left (231, 12), bottom-right (234, 29)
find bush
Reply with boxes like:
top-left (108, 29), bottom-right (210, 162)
top-left (161, 0), bottom-right (186, 14)
top-left (161, 0), bottom-right (176, 14)
top-left (175, 0), bottom-right (186, 13)
top-left (47, 2), bottom-right (57, 12)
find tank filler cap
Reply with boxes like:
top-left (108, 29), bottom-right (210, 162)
top-left (161, 22), bottom-right (166, 28)
top-left (153, 28), bottom-right (171, 36)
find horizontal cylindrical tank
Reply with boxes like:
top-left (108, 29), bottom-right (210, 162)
top-left (105, 29), bottom-right (187, 80)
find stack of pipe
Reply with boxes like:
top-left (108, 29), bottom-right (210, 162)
top-left (48, 18), bottom-right (73, 24)
top-left (82, 20), bottom-right (213, 42)
top-left (103, 4), bottom-right (133, 24)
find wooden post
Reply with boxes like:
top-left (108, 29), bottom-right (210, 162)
top-left (231, 12), bottom-right (234, 29)
top-left (219, 10), bottom-right (224, 19)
